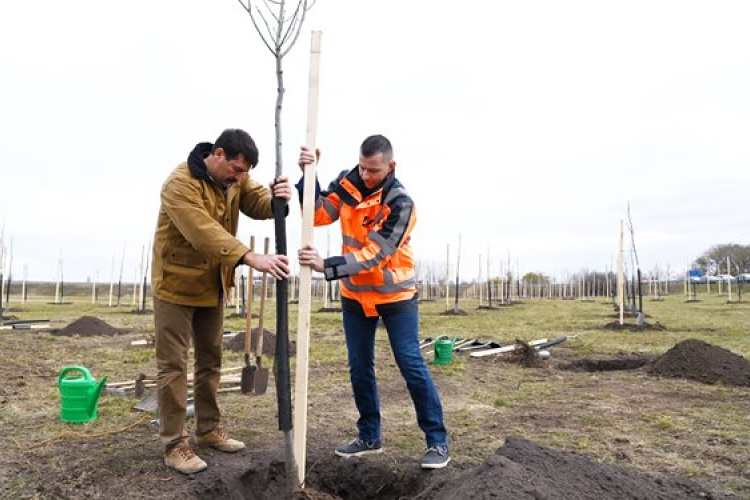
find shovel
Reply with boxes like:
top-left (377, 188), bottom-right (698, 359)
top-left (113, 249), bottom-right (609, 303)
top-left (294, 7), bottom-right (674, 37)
top-left (241, 236), bottom-right (257, 394)
top-left (254, 237), bottom-right (271, 394)
top-left (456, 340), bottom-right (502, 353)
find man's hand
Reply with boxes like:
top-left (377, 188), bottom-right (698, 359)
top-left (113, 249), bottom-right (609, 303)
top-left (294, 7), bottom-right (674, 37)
top-left (298, 145), bottom-right (320, 170)
top-left (270, 175), bottom-right (292, 203)
top-left (298, 244), bottom-right (324, 273)
top-left (244, 252), bottom-right (290, 280)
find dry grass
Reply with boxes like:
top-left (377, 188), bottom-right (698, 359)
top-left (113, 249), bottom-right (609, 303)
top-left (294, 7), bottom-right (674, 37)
top-left (2, 287), bottom-right (750, 498)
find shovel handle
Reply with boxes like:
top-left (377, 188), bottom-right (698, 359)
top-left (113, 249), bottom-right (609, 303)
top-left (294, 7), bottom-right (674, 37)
top-left (245, 236), bottom-right (255, 357)
top-left (256, 237), bottom-right (270, 357)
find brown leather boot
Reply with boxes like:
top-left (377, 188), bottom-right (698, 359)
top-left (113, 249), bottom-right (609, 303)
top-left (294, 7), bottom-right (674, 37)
top-left (164, 444), bottom-right (207, 474)
top-left (196, 426), bottom-right (245, 453)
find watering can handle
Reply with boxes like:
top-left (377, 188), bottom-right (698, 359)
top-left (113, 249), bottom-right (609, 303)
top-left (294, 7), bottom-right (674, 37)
top-left (58, 366), bottom-right (92, 385)
top-left (434, 335), bottom-right (450, 342)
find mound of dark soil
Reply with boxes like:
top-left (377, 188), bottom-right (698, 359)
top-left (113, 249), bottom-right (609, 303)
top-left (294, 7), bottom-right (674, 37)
top-left (647, 339), bottom-right (750, 386)
top-left (223, 328), bottom-right (296, 357)
top-left (53, 316), bottom-right (128, 336)
top-left (190, 437), bottom-right (733, 500)
top-left (415, 436), bottom-right (733, 500)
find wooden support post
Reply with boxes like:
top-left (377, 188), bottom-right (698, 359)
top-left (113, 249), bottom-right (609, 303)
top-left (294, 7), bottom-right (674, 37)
top-left (294, 31), bottom-right (322, 488)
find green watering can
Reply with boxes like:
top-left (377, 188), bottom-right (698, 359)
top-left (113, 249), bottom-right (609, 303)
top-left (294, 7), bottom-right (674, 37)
top-left (433, 335), bottom-right (458, 365)
top-left (58, 366), bottom-right (108, 423)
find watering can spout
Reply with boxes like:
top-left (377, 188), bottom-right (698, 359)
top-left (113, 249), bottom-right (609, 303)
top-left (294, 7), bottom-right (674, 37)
top-left (89, 375), bottom-right (108, 419)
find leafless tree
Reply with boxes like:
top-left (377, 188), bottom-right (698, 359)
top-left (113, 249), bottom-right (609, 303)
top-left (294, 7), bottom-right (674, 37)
top-left (236, 0), bottom-right (316, 489)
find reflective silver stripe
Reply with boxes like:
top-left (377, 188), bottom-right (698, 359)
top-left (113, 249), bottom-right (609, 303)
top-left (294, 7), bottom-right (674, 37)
top-left (371, 208), bottom-right (386, 225)
top-left (343, 276), bottom-right (417, 293)
top-left (382, 267), bottom-right (395, 285)
top-left (338, 251), bottom-right (384, 276)
top-left (384, 198), bottom-right (413, 249)
top-left (342, 236), bottom-right (364, 249)
top-left (315, 197), bottom-right (340, 221)
top-left (383, 186), bottom-right (408, 205)
top-left (369, 231), bottom-right (397, 257)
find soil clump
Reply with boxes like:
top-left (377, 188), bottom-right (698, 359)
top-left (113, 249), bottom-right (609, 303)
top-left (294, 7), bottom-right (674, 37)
top-left (53, 316), bottom-right (128, 336)
top-left (224, 328), bottom-right (296, 357)
top-left (647, 338), bottom-right (750, 386)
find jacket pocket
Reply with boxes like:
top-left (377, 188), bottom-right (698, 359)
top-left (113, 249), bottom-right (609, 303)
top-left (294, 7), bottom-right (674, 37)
top-left (166, 247), bottom-right (210, 269)
top-left (161, 247), bottom-right (211, 297)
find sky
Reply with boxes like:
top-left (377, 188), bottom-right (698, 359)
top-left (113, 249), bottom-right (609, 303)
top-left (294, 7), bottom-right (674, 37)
top-left (1, 0), bottom-right (749, 283)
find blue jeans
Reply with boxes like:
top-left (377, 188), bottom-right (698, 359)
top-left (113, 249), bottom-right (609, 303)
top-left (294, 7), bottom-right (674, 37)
top-left (342, 299), bottom-right (448, 448)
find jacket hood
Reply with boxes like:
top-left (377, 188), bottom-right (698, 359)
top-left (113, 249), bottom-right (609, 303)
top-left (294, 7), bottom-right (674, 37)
top-left (188, 142), bottom-right (214, 181)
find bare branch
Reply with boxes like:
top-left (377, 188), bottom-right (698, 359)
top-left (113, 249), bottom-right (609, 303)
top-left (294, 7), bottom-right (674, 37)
top-left (261, 0), bottom-right (281, 25)
top-left (273, 0), bottom-right (286, 49)
top-left (281, 0), bottom-right (309, 58)
top-left (246, 4), bottom-right (275, 54)
top-left (258, 5), bottom-right (281, 49)
top-left (280, 2), bottom-right (302, 46)
top-left (236, 0), bottom-right (252, 14)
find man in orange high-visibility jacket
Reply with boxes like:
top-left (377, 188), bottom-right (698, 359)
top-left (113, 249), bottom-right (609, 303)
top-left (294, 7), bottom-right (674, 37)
top-left (297, 135), bottom-right (450, 469)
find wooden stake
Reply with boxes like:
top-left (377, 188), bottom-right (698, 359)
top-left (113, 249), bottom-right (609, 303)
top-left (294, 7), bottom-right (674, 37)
top-left (294, 30), bottom-right (322, 488)
top-left (727, 256), bottom-right (732, 302)
top-left (618, 221), bottom-right (625, 325)
top-left (445, 244), bottom-right (450, 311)
top-left (109, 253), bottom-right (115, 307)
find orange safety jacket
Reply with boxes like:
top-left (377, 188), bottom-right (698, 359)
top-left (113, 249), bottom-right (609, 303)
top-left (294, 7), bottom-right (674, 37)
top-left (298, 167), bottom-right (417, 317)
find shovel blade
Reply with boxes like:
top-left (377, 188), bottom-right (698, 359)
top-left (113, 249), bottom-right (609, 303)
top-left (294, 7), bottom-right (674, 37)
top-left (241, 365), bottom-right (257, 394)
top-left (134, 392), bottom-right (159, 413)
top-left (254, 366), bottom-right (269, 394)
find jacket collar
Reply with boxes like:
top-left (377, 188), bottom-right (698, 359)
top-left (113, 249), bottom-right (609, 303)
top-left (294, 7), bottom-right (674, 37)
top-left (343, 165), bottom-right (397, 204)
top-left (187, 142), bottom-right (214, 181)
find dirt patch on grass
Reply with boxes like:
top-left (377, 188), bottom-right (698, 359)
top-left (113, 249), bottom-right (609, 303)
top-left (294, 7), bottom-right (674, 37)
top-left (441, 308), bottom-right (469, 316)
top-left (316, 307), bottom-right (342, 313)
top-left (558, 354), bottom-right (655, 372)
top-left (647, 338), bottom-right (750, 386)
top-left (52, 316), bottom-right (128, 336)
top-left (603, 320), bottom-right (667, 332)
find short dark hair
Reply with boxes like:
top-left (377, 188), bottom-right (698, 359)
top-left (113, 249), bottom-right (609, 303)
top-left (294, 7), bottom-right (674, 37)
top-left (360, 134), bottom-right (393, 163)
top-left (213, 128), bottom-right (259, 168)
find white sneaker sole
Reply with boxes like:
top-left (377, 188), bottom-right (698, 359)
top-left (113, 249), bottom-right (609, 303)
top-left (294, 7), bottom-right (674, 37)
top-left (335, 447), bottom-right (384, 458)
top-left (421, 456), bottom-right (451, 469)
top-left (164, 459), bottom-right (208, 475)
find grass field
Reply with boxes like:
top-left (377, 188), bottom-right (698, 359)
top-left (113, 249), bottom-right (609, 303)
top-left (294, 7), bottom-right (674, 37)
top-left (1, 287), bottom-right (749, 498)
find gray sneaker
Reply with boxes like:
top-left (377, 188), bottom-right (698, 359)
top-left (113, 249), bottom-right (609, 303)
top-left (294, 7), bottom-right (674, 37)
top-left (335, 438), bottom-right (383, 457)
top-left (421, 444), bottom-right (450, 469)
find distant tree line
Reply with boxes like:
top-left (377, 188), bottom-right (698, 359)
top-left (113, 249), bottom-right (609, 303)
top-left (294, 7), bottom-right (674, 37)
top-left (694, 243), bottom-right (750, 275)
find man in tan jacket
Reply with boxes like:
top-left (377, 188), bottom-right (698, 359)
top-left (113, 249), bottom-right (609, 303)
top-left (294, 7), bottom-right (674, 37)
top-left (152, 128), bottom-right (291, 474)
